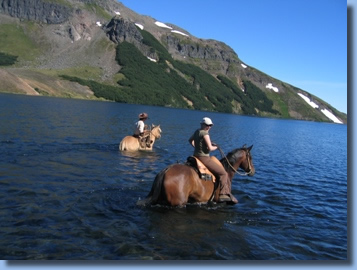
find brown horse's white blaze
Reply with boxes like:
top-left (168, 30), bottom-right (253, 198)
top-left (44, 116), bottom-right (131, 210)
top-left (119, 124), bottom-right (161, 151)
top-left (138, 145), bottom-right (255, 207)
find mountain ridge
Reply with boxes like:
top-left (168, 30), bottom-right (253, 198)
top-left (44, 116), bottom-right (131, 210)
top-left (0, 0), bottom-right (347, 124)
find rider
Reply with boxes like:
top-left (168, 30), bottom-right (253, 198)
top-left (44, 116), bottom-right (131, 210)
top-left (134, 112), bottom-right (150, 148)
top-left (188, 117), bottom-right (238, 204)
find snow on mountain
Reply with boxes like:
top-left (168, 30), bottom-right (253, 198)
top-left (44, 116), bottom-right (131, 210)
top-left (135, 23), bottom-right (144, 30)
top-left (321, 109), bottom-right (343, 124)
top-left (171, 30), bottom-right (189, 37)
top-left (298, 93), bottom-right (342, 123)
top-left (155, 21), bottom-right (173, 29)
top-left (298, 93), bottom-right (319, 109)
top-left (266, 83), bottom-right (279, 93)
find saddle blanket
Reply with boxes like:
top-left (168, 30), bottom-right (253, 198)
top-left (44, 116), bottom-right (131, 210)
top-left (186, 156), bottom-right (216, 182)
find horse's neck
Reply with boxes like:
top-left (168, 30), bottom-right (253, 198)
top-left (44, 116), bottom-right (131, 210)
top-left (223, 150), bottom-right (245, 176)
top-left (151, 128), bottom-right (160, 138)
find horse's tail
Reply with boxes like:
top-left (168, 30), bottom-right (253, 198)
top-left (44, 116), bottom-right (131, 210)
top-left (119, 140), bottom-right (125, 151)
top-left (119, 136), bottom-right (132, 151)
top-left (137, 167), bottom-right (169, 206)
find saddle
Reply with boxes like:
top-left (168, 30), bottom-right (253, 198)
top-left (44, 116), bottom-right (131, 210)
top-left (133, 134), bottom-right (150, 148)
top-left (186, 156), bottom-right (216, 182)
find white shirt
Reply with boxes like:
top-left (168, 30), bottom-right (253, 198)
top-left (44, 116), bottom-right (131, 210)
top-left (134, 120), bottom-right (145, 135)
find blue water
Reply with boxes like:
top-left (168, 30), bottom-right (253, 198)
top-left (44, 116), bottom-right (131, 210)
top-left (0, 93), bottom-right (347, 260)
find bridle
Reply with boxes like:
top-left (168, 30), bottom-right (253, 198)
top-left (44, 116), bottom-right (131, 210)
top-left (217, 146), bottom-right (253, 176)
top-left (142, 127), bottom-right (161, 149)
top-left (149, 126), bottom-right (161, 139)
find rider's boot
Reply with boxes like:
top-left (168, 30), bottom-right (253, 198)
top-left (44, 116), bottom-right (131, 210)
top-left (139, 137), bottom-right (146, 148)
top-left (218, 193), bottom-right (238, 204)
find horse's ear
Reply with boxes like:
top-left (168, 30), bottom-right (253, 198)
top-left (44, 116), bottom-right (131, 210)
top-left (242, 144), bottom-right (247, 148)
top-left (248, 145), bottom-right (253, 151)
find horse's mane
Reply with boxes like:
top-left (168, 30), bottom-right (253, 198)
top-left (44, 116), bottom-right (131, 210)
top-left (220, 147), bottom-right (247, 171)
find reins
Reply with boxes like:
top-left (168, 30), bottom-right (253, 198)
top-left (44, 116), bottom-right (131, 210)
top-left (216, 145), bottom-right (252, 176)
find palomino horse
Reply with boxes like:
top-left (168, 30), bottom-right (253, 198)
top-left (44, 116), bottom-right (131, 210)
top-left (119, 124), bottom-right (162, 151)
top-left (138, 145), bottom-right (255, 207)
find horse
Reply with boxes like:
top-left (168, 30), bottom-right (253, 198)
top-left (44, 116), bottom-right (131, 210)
top-left (119, 124), bottom-right (162, 151)
top-left (138, 145), bottom-right (255, 207)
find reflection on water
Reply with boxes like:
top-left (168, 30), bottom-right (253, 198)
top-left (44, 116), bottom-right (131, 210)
top-left (0, 94), bottom-right (347, 260)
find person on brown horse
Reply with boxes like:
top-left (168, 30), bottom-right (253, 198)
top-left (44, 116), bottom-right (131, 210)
top-left (188, 117), bottom-right (238, 204)
top-left (133, 113), bottom-right (150, 148)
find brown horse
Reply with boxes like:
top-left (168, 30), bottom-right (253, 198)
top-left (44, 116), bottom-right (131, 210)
top-left (119, 124), bottom-right (162, 151)
top-left (138, 145), bottom-right (255, 207)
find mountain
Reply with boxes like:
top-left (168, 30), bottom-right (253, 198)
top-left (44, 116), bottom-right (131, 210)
top-left (0, 0), bottom-right (347, 124)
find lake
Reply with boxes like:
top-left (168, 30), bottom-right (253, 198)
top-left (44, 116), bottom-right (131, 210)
top-left (0, 93), bottom-right (347, 260)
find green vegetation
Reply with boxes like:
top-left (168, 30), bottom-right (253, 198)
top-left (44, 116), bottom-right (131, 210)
top-left (34, 87), bottom-right (49, 96)
top-left (59, 66), bottom-right (104, 81)
top-left (266, 91), bottom-right (290, 118)
top-left (140, 30), bottom-right (172, 63)
top-left (115, 41), bottom-right (194, 108)
top-left (0, 52), bottom-right (18, 66)
top-left (60, 29), bottom-right (280, 116)
top-left (60, 75), bottom-right (132, 102)
top-left (0, 24), bottom-right (42, 62)
top-left (242, 80), bottom-right (279, 115)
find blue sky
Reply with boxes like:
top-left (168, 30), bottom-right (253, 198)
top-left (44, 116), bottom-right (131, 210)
top-left (119, 0), bottom-right (347, 114)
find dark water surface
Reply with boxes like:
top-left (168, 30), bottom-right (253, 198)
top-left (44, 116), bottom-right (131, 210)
top-left (0, 94), bottom-right (347, 260)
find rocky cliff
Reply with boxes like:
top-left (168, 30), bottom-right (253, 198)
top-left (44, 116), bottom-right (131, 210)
top-left (0, 0), bottom-right (71, 23)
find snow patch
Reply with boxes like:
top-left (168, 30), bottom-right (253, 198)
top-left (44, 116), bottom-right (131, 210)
top-left (298, 93), bottom-right (342, 123)
top-left (320, 109), bottom-right (343, 124)
top-left (135, 23), bottom-right (144, 30)
top-left (147, 57), bottom-right (157, 62)
top-left (241, 63), bottom-right (247, 68)
top-left (266, 83), bottom-right (279, 93)
top-left (298, 93), bottom-right (319, 109)
top-left (171, 30), bottom-right (189, 36)
top-left (96, 21), bottom-right (102, 27)
top-left (114, 11), bottom-right (120, 15)
top-left (155, 21), bottom-right (173, 29)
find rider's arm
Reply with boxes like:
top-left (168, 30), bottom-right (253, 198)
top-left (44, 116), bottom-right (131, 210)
top-left (188, 135), bottom-right (195, 147)
top-left (203, 134), bottom-right (217, 152)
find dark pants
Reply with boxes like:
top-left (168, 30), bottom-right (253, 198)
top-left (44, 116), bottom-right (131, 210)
top-left (196, 156), bottom-right (230, 195)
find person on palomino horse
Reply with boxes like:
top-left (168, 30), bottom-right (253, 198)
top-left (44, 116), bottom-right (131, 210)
top-left (134, 113), bottom-right (150, 148)
top-left (188, 117), bottom-right (238, 204)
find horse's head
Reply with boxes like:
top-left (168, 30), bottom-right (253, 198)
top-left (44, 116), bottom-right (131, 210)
top-left (222, 145), bottom-right (255, 176)
top-left (240, 145), bottom-right (255, 176)
top-left (145, 125), bottom-right (161, 147)
top-left (151, 124), bottom-right (162, 139)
